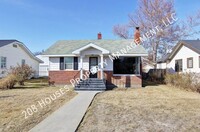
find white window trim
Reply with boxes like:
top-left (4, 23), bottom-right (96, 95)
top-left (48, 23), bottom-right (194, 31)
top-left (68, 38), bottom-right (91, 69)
top-left (64, 57), bottom-right (74, 70)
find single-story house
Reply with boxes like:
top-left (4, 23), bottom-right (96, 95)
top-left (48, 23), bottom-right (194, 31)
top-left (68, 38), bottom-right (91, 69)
top-left (0, 40), bottom-right (43, 78)
top-left (42, 37), bottom-right (148, 88)
top-left (157, 40), bottom-right (200, 73)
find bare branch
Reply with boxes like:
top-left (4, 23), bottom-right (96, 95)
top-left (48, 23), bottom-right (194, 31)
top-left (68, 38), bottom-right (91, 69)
top-left (113, 24), bottom-right (129, 39)
top-left (113, 0), bottom-right (200, 62)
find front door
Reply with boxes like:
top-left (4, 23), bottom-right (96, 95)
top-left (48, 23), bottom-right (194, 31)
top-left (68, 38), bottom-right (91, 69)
top-left (89, 57), bottom-right (98, 78)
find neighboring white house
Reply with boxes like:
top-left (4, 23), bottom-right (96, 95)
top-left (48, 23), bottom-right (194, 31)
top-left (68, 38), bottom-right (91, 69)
top-left (142, 57), bottom-right (155, 73)
top-left (0, 40), bottom-right (43, 78)
top-left (157, 40), bottom-right (200, 73)
top-left (36, 55), bottom-right (49, 77)
top-left (156, 53), bottom-right (170, 69)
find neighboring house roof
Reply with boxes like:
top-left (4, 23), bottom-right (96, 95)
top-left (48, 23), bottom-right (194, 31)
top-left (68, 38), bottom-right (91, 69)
top-left (0, 40), bottom-right (43, 63)
top-left (43, 39), bottom-right (148, 55)
top-left (168, 40), bottom-right (200, 60)
top-left (158, 40), bottom-right (200, 63)
top-left (157, 53), bottom-right (170, 63)
top-left (180, 40), bottom-right (200, 54)
top-left (0, 40), bottom-right (20, 47)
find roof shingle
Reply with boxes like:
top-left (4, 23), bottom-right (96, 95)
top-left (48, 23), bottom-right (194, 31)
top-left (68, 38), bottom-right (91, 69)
top-left (0, 40), bottom-right (20, 47)
top-left (43, 39), bottom-right (147, 55)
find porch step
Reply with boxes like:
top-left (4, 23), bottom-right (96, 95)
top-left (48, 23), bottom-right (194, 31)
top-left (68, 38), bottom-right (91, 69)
top-left (75, 79), bottom-right (106, 91)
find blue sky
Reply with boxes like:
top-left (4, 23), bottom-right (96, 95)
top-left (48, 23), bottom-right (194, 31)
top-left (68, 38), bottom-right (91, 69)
top-left (0, 0), bottom-right (199, 52)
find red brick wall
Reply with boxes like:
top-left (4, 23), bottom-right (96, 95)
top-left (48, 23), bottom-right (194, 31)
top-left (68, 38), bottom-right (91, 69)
top-left (103, 71), bottom-right (142, 88)
top-left (49, 70), bottom-right (142, 87)
top-left (49, 71), bottom-right (80, 84)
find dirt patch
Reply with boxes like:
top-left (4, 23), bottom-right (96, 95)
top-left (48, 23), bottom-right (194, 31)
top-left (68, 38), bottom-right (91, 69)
top-left (78, 85), bottom-right (200, 132)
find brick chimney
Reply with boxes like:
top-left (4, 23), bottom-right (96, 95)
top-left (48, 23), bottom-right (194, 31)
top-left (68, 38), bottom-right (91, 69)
top-left (98, 32), bottom-right (102, 40)
top-left (134, 27), bottom-right (140, 44)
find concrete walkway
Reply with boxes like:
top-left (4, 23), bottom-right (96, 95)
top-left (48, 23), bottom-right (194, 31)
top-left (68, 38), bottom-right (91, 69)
top-left (30, 91), bottom-right (100, 132)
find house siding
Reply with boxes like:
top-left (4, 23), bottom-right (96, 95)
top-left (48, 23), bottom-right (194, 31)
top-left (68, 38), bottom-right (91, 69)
top-left (156, 63), bottom-right (167, 69)
top-left (0, 43), bottom-right (39, 77)
top-left (167, 45), bottom-right (200, 73)
top-left (48, 55), bottom-right (113, 72)
top-left (49, 57), bottom-right (60, 71)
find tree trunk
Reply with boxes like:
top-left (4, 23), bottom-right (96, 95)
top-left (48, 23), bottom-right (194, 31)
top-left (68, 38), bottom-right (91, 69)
top-left (153, 43), bottom-right (158, 68)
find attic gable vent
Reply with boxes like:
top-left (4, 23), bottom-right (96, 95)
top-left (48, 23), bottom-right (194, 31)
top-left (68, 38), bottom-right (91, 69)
top-left (13, 44), bottom-right (17, 48)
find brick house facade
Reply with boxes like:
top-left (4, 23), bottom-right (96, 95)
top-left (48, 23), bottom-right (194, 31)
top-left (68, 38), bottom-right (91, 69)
top-left (42, 38), bottom-right (147, 88)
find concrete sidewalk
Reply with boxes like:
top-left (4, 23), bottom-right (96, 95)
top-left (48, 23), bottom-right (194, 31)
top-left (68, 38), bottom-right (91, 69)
top-left (30, 91), bottom-right (100, 132)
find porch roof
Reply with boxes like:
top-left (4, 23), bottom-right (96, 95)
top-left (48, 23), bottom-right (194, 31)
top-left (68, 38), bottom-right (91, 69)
top-left (43, 39), bottom-right (147, 55)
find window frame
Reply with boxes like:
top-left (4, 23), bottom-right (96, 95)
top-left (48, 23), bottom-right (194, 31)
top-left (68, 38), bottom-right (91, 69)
top-left (64, 57), bottom-right (73, 70)
top-left (175, 59), bottom-right (183, 72)
top-left (199, 56), bottom-right (200, 68)
top-left (113, 56), bottom-right (140, 75)
top-left (0, 56), bottom-right (7, 69)
top-left (187, 57), bottom-right (193, 68)
top-left (22, 59), bottom-right (26, 66)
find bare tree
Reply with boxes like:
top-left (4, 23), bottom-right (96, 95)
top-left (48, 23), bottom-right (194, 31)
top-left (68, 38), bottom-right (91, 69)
top-left (33, 50), bottom-right (45, 56)
top-left (113, 0), bottom-right (200, 63)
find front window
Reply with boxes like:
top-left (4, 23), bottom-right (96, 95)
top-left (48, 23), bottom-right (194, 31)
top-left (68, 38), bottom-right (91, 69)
top-left (113, 57), bottom-right (140, 74)
top-left (64, 57), bottom-right (73, 70)
top-left (0, 57), bottom-right (7, 69)
top-left (187, 57), bottom-right (193, 68)
top-left (22, 59), bottom-right (25, 66)
top-left (199, 56), bottom-right (200, 68)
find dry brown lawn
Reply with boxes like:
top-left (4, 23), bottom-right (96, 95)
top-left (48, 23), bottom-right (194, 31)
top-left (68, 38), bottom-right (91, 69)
top-left (78, 85), bottom-right (200, 132)
top-left (0, 79), bottom-right (77, 132)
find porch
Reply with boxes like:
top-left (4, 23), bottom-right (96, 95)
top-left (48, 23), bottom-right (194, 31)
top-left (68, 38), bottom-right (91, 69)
top-left (72, 43), bottom-right (109, 80)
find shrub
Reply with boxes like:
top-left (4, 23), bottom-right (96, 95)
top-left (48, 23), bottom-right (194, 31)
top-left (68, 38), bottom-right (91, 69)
top-left (165, 73), bottom-right (200, 93)
top-left (0, 74), bottom-right (17, 89)
top-left (11, 64), bottom-right (35, 85)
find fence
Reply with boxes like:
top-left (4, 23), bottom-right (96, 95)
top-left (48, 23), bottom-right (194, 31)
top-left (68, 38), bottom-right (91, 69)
top-left (39, 65), bottom-right (49, 77)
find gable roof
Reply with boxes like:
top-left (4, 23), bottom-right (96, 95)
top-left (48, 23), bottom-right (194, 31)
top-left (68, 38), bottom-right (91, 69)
top-left (180, 40), bottom-right (200, 54)
top-left (72, 43), bottom-right (110, 54)
top-left (160, 40), bottom-right (200, 63)
top-left (0, 40), bottom-right (20, 47)
top-left (0, 39), bottom-right (43, 63)
top-left (43, 39), bottom-right (147, 55)
top-left (168, 40), bottom-right (200, 60)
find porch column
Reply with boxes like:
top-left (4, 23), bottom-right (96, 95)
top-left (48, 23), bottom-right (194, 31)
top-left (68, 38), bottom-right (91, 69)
top-left (80, 55), bottom-right (83, 80)
top-left (100, 54), bottom-right (104, 79)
